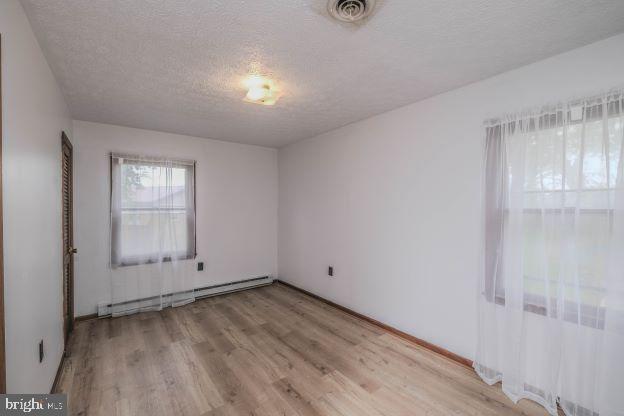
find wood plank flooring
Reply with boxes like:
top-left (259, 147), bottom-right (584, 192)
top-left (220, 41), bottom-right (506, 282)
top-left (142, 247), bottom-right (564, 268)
top-left (56, 283), bottom-right (552, 416)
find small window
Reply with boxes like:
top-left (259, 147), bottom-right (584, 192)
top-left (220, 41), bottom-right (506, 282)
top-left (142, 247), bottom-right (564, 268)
top-left (110, 154), bottom-right (196, 267)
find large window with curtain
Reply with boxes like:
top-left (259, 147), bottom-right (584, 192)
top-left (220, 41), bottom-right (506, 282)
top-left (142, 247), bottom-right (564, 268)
top-left (476, 91), bottom-right (624, 416)
top-left (484, 105), bottom-right (622, 328)
top-left (110, 154), bottom-right (196, 267)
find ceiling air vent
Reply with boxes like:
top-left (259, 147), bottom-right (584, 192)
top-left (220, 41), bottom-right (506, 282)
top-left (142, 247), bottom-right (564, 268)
top-left (328, 0), bottom-right (376, 23)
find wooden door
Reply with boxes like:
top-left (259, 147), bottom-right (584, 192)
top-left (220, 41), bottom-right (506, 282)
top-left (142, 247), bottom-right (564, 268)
top-left (61, 132), bottom-right (75, 346)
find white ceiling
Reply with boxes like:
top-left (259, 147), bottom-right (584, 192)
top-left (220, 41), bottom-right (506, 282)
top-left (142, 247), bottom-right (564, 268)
top-left (21, 0), bottom-right (624, 148)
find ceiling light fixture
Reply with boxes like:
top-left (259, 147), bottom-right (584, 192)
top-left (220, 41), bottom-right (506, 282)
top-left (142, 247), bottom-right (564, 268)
top-left (243, 75), bottom-right (279, 106)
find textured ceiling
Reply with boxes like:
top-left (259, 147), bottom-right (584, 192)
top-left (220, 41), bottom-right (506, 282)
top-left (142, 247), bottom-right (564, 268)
top-left (21, 0), bottom-right (624, 147)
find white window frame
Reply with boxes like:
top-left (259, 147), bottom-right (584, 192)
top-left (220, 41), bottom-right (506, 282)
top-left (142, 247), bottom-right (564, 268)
top-left (110, 154), bottom-right (196, 267)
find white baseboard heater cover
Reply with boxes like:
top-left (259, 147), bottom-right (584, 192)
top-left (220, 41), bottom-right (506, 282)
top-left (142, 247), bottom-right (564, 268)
top-left (97, 276), bottom-right (273, 317)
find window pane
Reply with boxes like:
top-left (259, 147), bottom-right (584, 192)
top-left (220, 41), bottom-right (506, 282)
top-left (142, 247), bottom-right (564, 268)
top-left (121, 163), bottom-right (187, 209)
top-left (519, 115), bottom-right (618, 309)
top-left (120, 210), bottom-right (188, 259)
top-left (521, 211), bottom-right (608, 308)
top-left (524, 128), bottom-right (564, 191)
top-left (565, 125), bottom-right (581, 191)
top-left (582, 120), bottom-right (609, 189)
top-left (609, 117), bottom-right (623, 187)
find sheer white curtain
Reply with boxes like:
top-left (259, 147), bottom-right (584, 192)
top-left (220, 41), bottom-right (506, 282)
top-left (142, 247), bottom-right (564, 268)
top-left (110, 154), bottom-right (196, 317)
top-left (476, 91), bottom-right (624, 416)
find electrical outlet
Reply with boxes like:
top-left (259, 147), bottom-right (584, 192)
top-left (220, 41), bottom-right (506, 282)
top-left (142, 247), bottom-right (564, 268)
top-left (39, 339), bottom-right (44, 363)
top-left (328, 266), bottom-right (334, 277)
top-left (197, 261), bottom-right (204, 271)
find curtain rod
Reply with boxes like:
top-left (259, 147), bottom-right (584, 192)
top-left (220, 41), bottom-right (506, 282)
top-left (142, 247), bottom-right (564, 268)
top-left (110, 152), bottom-right (196, 166)
top-left (484, 87), bottom-right (624, 127)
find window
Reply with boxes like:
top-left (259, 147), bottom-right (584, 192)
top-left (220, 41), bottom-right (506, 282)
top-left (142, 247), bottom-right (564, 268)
top-left (521, 119), bottom-right (619, 313)
top-left (110, 154), bottom-right (196, 267)
top-left (484, 98), bottom-right (624, 328)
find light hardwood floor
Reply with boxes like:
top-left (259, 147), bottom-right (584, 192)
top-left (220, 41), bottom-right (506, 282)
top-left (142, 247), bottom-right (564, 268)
top-left (57, 283), bottom-right (552, 416)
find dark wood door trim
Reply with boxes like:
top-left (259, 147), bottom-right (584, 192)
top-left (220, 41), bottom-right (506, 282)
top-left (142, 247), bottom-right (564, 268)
top-left (61, 132), bottom-right (74, 347)
top-left (0, 34), bottom-right (6, 394)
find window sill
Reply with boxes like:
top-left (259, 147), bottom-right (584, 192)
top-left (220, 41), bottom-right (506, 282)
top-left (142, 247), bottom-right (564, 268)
top-left (490, 294), bottom-right (605, 330)
top-left (112, 253), bottom-right (197, 268)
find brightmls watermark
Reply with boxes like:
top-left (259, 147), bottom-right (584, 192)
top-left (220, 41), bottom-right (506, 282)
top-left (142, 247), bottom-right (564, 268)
top-left (1, 395), bottom-right (66, 415)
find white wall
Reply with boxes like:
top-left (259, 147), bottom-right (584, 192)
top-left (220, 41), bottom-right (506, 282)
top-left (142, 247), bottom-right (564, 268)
top-left (1, 0), bottom-right (73, 393)
top-left (72, 121), bottom-right (278, 316)
top-left (278, 34), bottom-right (624, 360)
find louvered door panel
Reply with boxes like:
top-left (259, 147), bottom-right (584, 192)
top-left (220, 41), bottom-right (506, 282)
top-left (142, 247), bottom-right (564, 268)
top-left (61, 132), bottom-right (74, 345)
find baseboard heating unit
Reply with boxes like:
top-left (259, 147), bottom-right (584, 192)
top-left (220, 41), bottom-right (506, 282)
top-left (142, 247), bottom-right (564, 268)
top-left (97, 276), bottom-right (273, 317)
